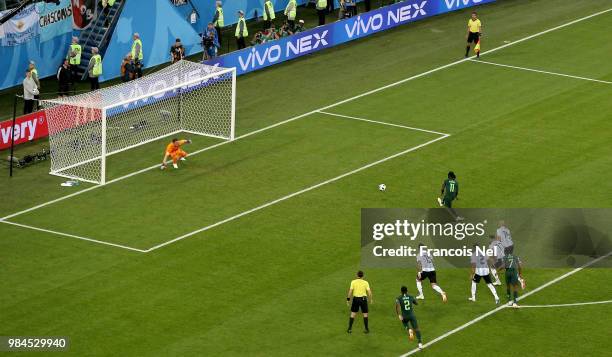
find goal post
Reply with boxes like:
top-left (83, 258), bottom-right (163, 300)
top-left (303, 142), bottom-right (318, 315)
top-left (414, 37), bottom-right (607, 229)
top-left (41, 60), bottom-right (236, 185)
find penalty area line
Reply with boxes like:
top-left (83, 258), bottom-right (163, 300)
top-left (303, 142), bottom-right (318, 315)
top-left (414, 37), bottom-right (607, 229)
top-left (0, 220), bottom-right (147, 253)
top-left (470, 59), bottom-right (612, 85)
top-left (519, 300), bottom-right (612, 308)
top-left (399, 250), bottom-right (612, 356)
top-left (317, 111), bottom-right (449, 136)
top-left (144, 134), bottom-right (450, 252)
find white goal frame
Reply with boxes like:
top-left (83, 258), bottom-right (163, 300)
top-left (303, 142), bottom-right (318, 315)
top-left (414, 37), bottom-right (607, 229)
top-left (41, 61), bottom-right (236, 185)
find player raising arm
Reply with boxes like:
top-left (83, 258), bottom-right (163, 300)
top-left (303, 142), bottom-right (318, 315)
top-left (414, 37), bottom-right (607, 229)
top-left (161, 138), bottom-right (191, 169)
top-left (396, 286), bottom-right (423, 349)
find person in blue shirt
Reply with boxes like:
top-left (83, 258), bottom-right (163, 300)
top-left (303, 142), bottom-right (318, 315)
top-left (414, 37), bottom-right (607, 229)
top-left (203, 22), bottom-right (220, 60)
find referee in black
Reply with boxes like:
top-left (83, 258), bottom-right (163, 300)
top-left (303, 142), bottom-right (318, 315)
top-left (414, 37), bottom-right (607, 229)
top-left (465, 11), bottom-right (482, 58)
top-left (346, 270), bottom-right (373, 334)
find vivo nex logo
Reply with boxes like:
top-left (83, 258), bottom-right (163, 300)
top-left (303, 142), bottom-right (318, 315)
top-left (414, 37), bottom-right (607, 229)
top-left (238, 30), bottom-right (329, 71)
top-left (444, 0), bottom-right (484, 9)
top-left (116, 69), bottom-right (218, 111)
top-left (345, 1), bottom-right (427, 38)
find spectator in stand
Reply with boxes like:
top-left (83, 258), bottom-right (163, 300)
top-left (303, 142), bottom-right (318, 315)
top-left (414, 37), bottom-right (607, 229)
top-left (263, 0), bottom-right (275, 30)
top-left (23, 69), bottom-right (39, 114)
top-left (202, 23), bottom-right (220, 60)
top-left (212, 1), bottom-right (224, 51)
top-left (28, 61), bottom-right (41, 109)
top-left (66, 36), bottom-right (82, 86)
top-left (87, 47), bottom-right (103, 90)
top-left (170, 38), bottom-right (185, 63)
top-left (294, 19), bottom-right (305, 33)
top-left (284, 0), bottom-right (297, 31)
top-left (120, 54), bottom-right (134, 82)
top-left (316, 0), bottom-right (327, 26)
top-left (131, 33), bottom-right (143, 78)
top-left (57, 60), bottom-right (71, 96)
top-left (235, 10), bottom-right (248, 50)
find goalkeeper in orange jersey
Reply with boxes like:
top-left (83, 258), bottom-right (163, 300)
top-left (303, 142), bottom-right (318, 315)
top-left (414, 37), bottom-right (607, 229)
top-left (161, 138), bottom-right (191, 169)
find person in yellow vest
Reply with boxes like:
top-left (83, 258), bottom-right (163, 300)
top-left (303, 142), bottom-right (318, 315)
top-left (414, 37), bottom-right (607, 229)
top-left (212, 1), bottom-right (224, 51)
top-left (316, 0), bottom-right (327, 26)
top-left (235, 10), bottom-right (248, 50)
top-left (262, 0), bottom-right (275, 30)
top-left (66, 36), bottom-right (81, 86)
top-left (87, 47), bottom-right (103, 90)
top-left (102, 0), bottom-right (116, 27)
top-left (131, 32), bottom-right (143, 78)
top-left (284, 0), bottom-right (297, 31)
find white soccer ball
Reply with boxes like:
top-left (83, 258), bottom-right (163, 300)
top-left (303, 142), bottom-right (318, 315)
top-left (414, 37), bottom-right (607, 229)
top-left (378, 184), bottom-right (386, 191)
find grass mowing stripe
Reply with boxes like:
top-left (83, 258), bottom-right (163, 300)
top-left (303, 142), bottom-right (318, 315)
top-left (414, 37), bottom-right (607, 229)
top-left (0, 220), bottom-right (147, 253)
top-left (471, 59), bottom-right (612, 84)
top-left (2, 6), bottom-right (611, 223)
top-left (400, 250), bottom-right (612, 356)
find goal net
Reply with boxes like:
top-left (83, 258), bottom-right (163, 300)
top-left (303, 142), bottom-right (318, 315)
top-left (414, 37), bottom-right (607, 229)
top-left (41, 60), bottom-right (236, 185)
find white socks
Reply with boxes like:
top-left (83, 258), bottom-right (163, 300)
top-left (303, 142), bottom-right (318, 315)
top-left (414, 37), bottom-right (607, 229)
top-left (471, 282), bottom-right (477, 299)
top-left (487, 284), bottom-right (499, 299)
top-left (416, 279), bottom-right (423, 296)
top-left (432, 284), bottom-right (444, 295)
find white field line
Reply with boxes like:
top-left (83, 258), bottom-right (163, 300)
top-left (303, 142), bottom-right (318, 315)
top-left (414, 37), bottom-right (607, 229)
top-left (400, 250), bottom-right (612, 356)
top-left (519, 300), bottom-right (612, 308)
top-left (145, 132), bottom-right (449, 252)
top-left (317, 111), bottom-right (449, 136)
top-left (4, 6), bottom-right (611, 223)
top-left (471, 59), bottom-right (612, 84)
top-left (0, 220), bottom-right (146, 253)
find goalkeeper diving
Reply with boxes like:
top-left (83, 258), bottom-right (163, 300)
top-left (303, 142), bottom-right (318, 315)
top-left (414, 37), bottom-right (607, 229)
top-left (161, 138), bottom-right (191, 169)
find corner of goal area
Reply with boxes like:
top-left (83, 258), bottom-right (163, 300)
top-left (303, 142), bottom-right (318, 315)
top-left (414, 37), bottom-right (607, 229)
top-left (315, 110), bottom-right (450, 138)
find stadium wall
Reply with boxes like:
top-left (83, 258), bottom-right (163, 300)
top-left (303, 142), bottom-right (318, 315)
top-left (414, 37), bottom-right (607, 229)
top-left (173, 0), bottom-right (363, 34)
top-left (204, 0), bottom-right (495, 75)
top-left (100, 0), bottom-right (202, 82)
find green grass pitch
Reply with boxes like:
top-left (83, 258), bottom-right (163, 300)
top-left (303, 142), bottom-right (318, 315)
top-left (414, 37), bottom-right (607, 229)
top-left (1, 0), bottom-right (611, 355)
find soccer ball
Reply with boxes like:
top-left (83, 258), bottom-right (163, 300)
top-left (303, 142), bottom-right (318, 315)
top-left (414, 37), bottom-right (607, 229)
top-left (378, 184), bottom-right (386, 191)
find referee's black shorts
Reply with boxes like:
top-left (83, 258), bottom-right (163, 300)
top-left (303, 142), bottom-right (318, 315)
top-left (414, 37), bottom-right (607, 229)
top-left (351, 296), bottom-right (368, 313)
top-left (467, 31), bottom-right (480, 43)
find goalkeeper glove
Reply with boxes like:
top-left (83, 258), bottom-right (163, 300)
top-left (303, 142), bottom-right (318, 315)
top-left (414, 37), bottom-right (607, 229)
top-left (186, 139), bottom-right (192, 144)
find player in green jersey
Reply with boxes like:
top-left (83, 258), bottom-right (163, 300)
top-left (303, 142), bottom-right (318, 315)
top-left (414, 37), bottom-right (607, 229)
top-left (437, 171), bottom-right (463, 220)
top-left (502, 253), bottom-right (524, 308)
top-left (395, 286), bottom-right (423, 349)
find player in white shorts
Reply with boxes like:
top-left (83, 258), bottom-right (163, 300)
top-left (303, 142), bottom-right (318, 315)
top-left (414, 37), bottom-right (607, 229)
top-left (415, 244), bottom-right (447, 302)
top-left (469, 244), bottom-right (500, 304)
